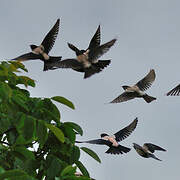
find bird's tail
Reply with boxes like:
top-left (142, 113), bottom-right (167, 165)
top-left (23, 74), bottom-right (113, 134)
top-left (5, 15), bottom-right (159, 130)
top-left (94, 60), bottom-right (111, 69)
top-left (149, 154), bottom-right (162, 161)
top-left (105, 145), bottom-right (131, 155)
top-left (143, 94), bottom-right (156, 103)
top-left (84, 66), bottom-right (101, 79)
top-left (43, 56), bottom-right (62, 71)
top-left (75, 141), bottom-right (84, 143)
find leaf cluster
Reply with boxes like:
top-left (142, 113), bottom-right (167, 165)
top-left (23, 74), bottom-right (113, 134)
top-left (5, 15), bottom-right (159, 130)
top-left (0, 61), bottom-right (100, 180)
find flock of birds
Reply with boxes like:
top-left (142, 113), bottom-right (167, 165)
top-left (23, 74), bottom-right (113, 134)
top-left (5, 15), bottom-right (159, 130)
top-left (12, 18), bottom-right (180, 163)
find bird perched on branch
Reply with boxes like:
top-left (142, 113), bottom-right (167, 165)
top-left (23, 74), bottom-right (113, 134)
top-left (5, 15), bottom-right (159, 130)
top-left (110, 69), bottom-right (156, 103)
top-left (133, 143), bottom-right (166, 161)
top-left (76, 118), bottom-right (138, 155)
top-left (51, 25), bottom-right (116, 78)
top-left (12, 19), bottom-right (62, 71)
top-left (166, 84), bottom-right (180, 96)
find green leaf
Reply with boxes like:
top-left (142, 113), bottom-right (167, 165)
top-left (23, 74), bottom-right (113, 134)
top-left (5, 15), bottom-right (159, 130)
top-left (9, 61), bottom-right (28, 72)
top-left (14, 146), bottom-right (35, 161)
top-left (11, 92), bottom-right (29, 112)
top-left (15, 135), bottom-right (27, 145)
top-left (46, 155), bottom-right (63, 179)
top-left (51, 96), bottom-right (75, 110)
top-left (46, 123), bottom-right (64, 143)
top-left (0, 114), bottom-right (11, 134)
top-left (63, 122), bottom-right (83, 136)
top-left (0, 82), bottom-right (12, 101)
top-left (37, 120), bottom-right (47, 147)
top-left (17, 76), bottom-right (35, 87)
top-left (80, 147), bottom-right (101, 163)
top-left (71, 146), bottom-right (80, 163)
top-left (62, 124), bottom-right (75, 144)
top-left (22, 116), bottom-right (36, 141)
top-left (61, 165), bottom-right (76, 176)
top-left (75, 161), bottom-right (90, 178)
top-left (0, 169), bottom-right (30, 180)
top-left (0, 167), bottom-right (5, 174)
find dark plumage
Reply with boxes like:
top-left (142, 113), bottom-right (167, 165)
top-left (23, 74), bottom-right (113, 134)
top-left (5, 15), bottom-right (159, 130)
top-left (76, 118), bottom-right (138, 155)
top-left (12, 19), bottom-right (62, 71)
top-left (110, 69), bottom-right (156, 103)
top-left (166, 84), bottom-right (180, 96)
top-left (49, 25), bottom-right (116, 78)
top-left (133, 143), bottom-right (166, 161)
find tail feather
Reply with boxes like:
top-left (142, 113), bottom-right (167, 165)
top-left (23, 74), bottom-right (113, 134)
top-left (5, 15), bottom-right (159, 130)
top-left (143, 94), bottom-right (156, 103)
top-left (94, 60), bottom-right (111, 69)
top-left (149, 154), bottom-right (162, 161)
top-left (84, 66), bottom-right (101, 79)
top-left (43, 56), bottom-right (62, 71)
top-left (105, 145), bottom-right (131, 155)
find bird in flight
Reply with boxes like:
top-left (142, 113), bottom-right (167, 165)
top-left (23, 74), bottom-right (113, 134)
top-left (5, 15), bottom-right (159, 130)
top-left (133, 143), bottom-right (166, 161)
top-left (110, 69), bottom-right (156, 103)
top-left (76, 118), bottom-right (138, 155)
top-left (51, 25), bottom-right (116, 78)
top-left (12, 19), bottom-right (62, 71)
top-left (166, 84), bottom-right (180, 96)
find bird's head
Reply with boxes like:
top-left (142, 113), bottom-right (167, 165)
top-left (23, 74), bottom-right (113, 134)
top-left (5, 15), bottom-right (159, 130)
top-left (122, 85), bottom-right (129, 90)
top-left (133, 143), bottom-right (141, 150)
top-left (30, 44), bottom-right (38, 50)
top-left (76, 49), bottom-right (86, 56)
top-left (100, 133), bottom-right (109, 138)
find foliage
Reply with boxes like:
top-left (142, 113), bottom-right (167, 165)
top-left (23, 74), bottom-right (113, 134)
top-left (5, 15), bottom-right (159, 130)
top-left (0, 61), bottom-right (100, 180)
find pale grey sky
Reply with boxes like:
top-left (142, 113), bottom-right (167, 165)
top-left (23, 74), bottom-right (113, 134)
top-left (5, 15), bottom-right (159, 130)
top-left (0, 0), bottom-right (180, 179)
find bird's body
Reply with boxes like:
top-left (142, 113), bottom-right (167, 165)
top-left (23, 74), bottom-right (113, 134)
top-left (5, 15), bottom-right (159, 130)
top-left (50, 25), bottom-right (116, 78)
top-left (12, 19), bottom-right (62, 71)
top-left (110, 69), bottom-right (156, 103)
top-left (133, 143), bottom-right (166, 161)
top-left (76, 118), bottom-right (138, 155)
top-left (102, 135), bottom-right (119, 147)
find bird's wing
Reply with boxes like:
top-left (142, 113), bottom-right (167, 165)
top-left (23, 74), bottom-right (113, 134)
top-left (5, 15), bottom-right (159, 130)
top-left (67, 43), bottom-right (81, 54)
top-left (93, 60), bottom-right (111, 69)
top-left (76, 139), bottom-right (111, 146)
top-left (88, 25), bottom-right (101, 50)
top-left (143, 143), bottom-right (166, 153)
top-left (88, 39), bottom-right (116, 62)
top-left (12, 52), bottom-right (41, 61)
top-left (166, 84), bottom-right (180, 96)
top-left (135, 69), bottom-right (156, 91)
top-left (114, 118), bottom-right (138, 142)
top-left (105, 145), bottom-right (131, 155)
top-left (43, 57), bottom-right (62, 71)
top-left (53, 59), bottom-right (83, 69)
top-left (110, 91), bottom-right (137, 103)
top-left (41, 19), bottom-right (60, 54)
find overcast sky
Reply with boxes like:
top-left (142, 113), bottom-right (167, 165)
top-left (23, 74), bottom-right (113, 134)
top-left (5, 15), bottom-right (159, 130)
top-left (0, 0), bottom-right (180, 179)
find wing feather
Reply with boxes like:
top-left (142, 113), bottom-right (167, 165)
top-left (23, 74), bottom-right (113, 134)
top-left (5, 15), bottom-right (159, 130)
top-left (41, 19), bottom-right (60, 54)
top-left (166, 84), bottom-right (180, 96)
top-left (143, 143), bottom-right (166, 153)
top-left (88, 25), bottom-right (101, 50)
top-left (114, 118), bottom-right (138, 142)
top-left (88, 39), bottom-right (116, 62)
top-left (136, 69), bottom-right (155, 91)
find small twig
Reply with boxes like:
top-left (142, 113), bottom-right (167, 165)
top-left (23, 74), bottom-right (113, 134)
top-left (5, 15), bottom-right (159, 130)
top-left (0, 141), bottom-right (10, 146)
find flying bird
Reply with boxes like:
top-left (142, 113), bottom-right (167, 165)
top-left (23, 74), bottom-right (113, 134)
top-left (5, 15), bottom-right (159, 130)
top-left (76, 118), bottom-right (138, 155)
top-left (110, 69), bottom-right (156, 103)
top-left (12, 19), bottom-right (62, 71)
top-left (133, 143), bottom-right (166, 161)
top-left (166, 84), bottom-right (180, 96)
top-left (51, 25), bottom-right (116, 78)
